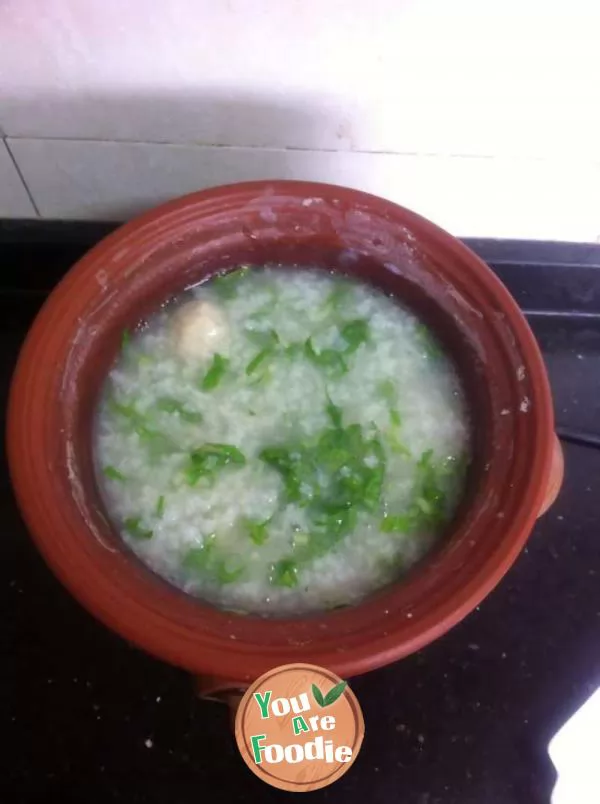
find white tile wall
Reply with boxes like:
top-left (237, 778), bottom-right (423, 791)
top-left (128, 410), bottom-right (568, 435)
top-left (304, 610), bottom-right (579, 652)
top-left (1, 1), bottom-right (599, 157)
top-left (9, 138), bottom-right (600, 241)
top-left (0, 141), bottom-right (37, 217)
top-left (1, 0), bottom-right (599, 236)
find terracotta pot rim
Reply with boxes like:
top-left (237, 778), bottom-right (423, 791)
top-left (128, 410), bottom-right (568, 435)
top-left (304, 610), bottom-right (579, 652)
top-left (7, 180), bottom-right (555, 681)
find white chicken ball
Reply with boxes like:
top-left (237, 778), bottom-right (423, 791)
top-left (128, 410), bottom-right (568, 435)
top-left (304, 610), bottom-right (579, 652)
top-left (170, 299), bottom-right (229, 360)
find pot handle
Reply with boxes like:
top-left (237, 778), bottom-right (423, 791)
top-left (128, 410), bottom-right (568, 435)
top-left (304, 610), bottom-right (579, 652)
top-left (538, 434), bottom-right (564, 517)
top-left (195, 675), bottom-right (247, 725)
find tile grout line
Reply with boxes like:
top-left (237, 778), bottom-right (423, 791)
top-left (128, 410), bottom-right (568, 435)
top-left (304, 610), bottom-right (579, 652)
top-left (2, 135), bottom-right (505, 161)
top-left (6, 136), bottom-right (600, 168)
top-left (3, 138), bottom-right (41, 217)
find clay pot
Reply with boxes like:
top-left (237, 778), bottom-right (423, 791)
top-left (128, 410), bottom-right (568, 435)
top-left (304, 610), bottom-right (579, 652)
top-left (7, 181), bottom-right (562, 700)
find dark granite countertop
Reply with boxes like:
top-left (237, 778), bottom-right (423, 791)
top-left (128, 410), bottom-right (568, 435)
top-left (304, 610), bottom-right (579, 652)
top-left (5, 224), bottom-right (600, 804)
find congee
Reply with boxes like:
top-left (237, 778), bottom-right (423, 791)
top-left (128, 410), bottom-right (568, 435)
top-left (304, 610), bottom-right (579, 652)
top-left (96, 267), bottom-right (469, 615)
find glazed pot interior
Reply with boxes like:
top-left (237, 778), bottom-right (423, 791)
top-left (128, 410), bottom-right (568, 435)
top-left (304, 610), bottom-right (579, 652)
top-left (8, 182), bottom-right (554, 681)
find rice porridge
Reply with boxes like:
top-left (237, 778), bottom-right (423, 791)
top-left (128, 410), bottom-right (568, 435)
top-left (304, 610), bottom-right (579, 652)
top-left (96, 267), bottom-right (470, 615)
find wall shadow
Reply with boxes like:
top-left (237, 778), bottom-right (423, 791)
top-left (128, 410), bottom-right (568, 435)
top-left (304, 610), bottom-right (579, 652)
top-left (2, 89), bottom-right (368, 219)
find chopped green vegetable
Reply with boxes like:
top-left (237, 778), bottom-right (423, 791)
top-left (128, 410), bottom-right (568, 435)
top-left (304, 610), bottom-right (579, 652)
top-left (388, 429), bottom-right (411, 457)
top-left (304, 338), bottom-right (348, 377)
top-left (378, 379), bottom-right (396, 406)
top-left (284, 342), bottom-right (304, 360)
top-left (304, 507), bottom-right (358, 558)
top-left (314, 424), bottom-right (386, 512)
top-left (201, 353), bottom-right (229, 391)
top-left (246, 347), bottom-right (274, 376)
top-left (363, 440), bottom-right (386, 512)
top-left (156, 397), bottom-right (186, 414)
top-left (245, 517), bottom-right (270, 545)
top-left (178, 409), bottom-right (204, 424)
top-left (415, 450), bottom-right (446, 516)
top-left (440, 453), bottom-right (469, 480)
top-left (303, 319), bottom-right (368, 376)
top-left (185, 442), bottom-right (246, 486)
top-left (248, 368), bottom-right (273, 389)
top-left (157, 397), bottom-right (203, 423)
top-left (260, 420), bottom-right (386, 569)
top-left (121, 329), bottom-right (131, 350)
top-left (261, 424), bottom-right (386, 515)
top-left (340, 318), bottom-right (369, 354)
top-left (108, 396), bottom-right (175, 456)
top-left (108, 396), bottom-right (141, 422)
top-left (211, 265), bottom-right (251, 299)
top-left (245, 330), bottom-right (280, 378)
top-left (250, 367), bottom-right (273, 388)
top-left (378, 379), bottom-right (402, 426)
top-left (380, 513), bottom-right (413, 533)
top-left (182, 538), bottom-right (243, 585)
top-left (325, 395), bottom-right (343, 429)
top-left (325, 393), bottom-right (343, 425)
top-left (303, 338), bottom-right (320, 363)
top-left (390, 409), bottom-right (402, 427)
top-left (271, 558), bottom-right (299, 588)
top-left (410, 449), bottom-right (446, 526)
top-left (380, 449), bottom-right (447, 534)
top-left (293, 532), bottom-right (311, 548)
top-left (378, 380), bottom-right (406, 449)
top-left (123, 516), bottom-right (153, 540)
top-left (260, 444), bottom-right (318, 505)
top-left (103, 465), bottom-right (126, 482)
top-left (156, 495), bottom-right (165, 517)
top-left (416, 496), bottom-right (434, 515)
top-left (182, 539), bottom-right (215, 572)
top-left (216, 560), bottom-right (244, 584)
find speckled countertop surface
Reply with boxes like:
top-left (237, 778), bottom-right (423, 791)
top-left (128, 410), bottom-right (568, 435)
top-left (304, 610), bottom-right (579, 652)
top-left (5, 225), bottom-right (600, 804)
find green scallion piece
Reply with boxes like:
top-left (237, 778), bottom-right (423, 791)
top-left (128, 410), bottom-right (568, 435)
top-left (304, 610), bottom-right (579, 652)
top-left (123, 517), bottom-right (153, 540)
top-left (103, 465), bottom-right (126, 482)
top-left (211, 265), bottom-right (251, 299)
top-left (271, 558), bottom-right (299, 588)
top-left (201, 353), bottom-right (229, 391)
top-left (157, 397), bottom-right (203, 423)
